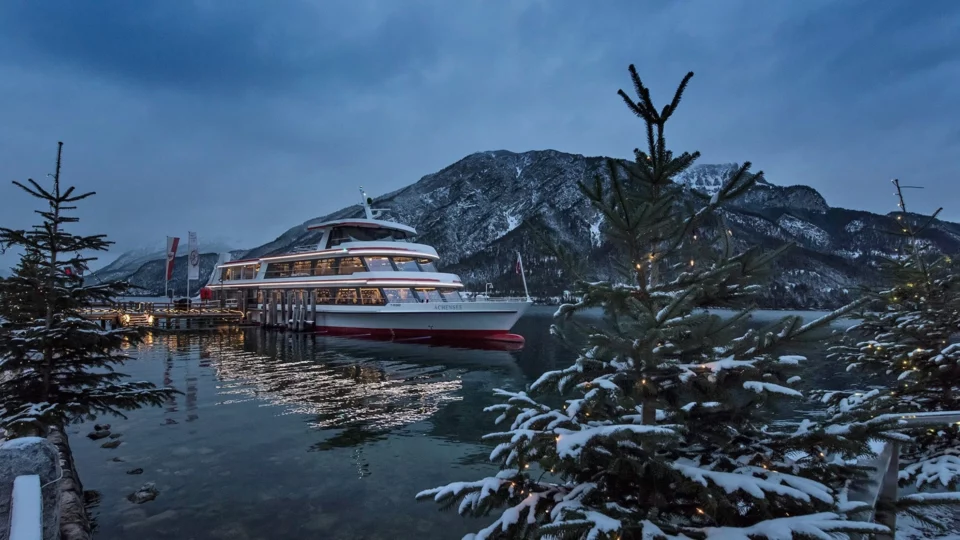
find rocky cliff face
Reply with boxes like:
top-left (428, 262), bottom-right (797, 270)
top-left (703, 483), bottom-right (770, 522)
top-left (102, 150), bottom-right (960, 308)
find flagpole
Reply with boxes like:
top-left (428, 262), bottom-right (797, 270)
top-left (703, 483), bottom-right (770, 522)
top-left (165, 236), bottom-right (170, 301)
top-left (517, 251), bottom-right (531, 302)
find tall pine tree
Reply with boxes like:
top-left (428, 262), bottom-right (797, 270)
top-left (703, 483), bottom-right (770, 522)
top-left (417, 66), bottom-right (894, 539)
top-left (0, 142), bottom-right (175, 438)
top-left (825, 179), bottom-right (960, 533)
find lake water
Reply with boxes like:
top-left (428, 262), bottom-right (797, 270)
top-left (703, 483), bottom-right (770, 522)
top-left (70, 306), bottom-right (851, 539)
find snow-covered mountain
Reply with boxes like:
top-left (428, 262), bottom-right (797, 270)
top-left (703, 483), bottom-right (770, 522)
top-left (89, 239), bottom-right (243, 296)
top-left (101, 150), bottom-right (960, 308)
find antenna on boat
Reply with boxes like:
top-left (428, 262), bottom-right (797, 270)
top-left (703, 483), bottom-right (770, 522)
top-left (359, 186), bottom-right (374, 219)
top-left (359, 186), bottom-right (388, 220)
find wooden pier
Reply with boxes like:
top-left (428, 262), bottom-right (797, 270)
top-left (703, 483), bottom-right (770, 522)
top-left (81, 300), bottom-right (244, 331)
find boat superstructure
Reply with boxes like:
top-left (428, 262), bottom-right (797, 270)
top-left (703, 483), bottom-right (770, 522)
top-left (208, 188), bottom-right (532, 342)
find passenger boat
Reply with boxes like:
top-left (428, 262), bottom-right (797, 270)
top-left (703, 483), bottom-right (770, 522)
top-left (207, 188), bottom-right (532, 344)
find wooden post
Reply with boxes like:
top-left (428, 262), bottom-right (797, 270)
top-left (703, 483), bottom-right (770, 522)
top-left (307, 289), bottom-right (315, 330)
top-left (256, 290), bottom-right (263, 327)
top-left (276, 290), bottom-right (282, 328)
top-left (297, 291), bottom-right (304, 332)
top-left (292, 290), bottom-right (298, 330)
top-left (301, 291), bottom-right (307, 330)
top-left (284, 290), bottom-right (290, 329)
top-left (875, 441), bottom-right (900, 540)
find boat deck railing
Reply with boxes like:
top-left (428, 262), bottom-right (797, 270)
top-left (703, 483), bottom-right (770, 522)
top-left (467, 296), bottom-right (531, 303)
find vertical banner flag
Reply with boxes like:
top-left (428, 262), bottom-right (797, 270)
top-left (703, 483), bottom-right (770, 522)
top-left (516, 252), bottom-right (522, 274)
top-left (166, 236), bottom-right (180, 281)
top-left (187, 232), bottom-right (200, 280)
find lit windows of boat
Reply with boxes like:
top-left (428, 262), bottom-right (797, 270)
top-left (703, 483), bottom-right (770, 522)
top-left (242, 264), bottom-right (260, 279)
top-left (292, 260), bottom-right (312, 277)
top-left (338, 257), bottom-right (365, 275)
top-left (365, 256), bottom-right (393, 272)
top-left (415, 288), bottom-right (443, 303)
top-left (314, 259), bottom-right (336, 276)
top-left (316, 289), bottom-right (334, 304)
top-left (222, 263), bottom-right (258, 281)
top-left (382, 288), bottom-right (417, 303)
top-left (438, 288), bottom-right (463, 302)
top-left (336, 288), bottom-right (359, 304)
top-left (393, 257), bottom-right (419, 272)
top-left (417, 258), bottom-right (438, 272)
top-left (265, 262), bottom-right (291, 278)
top-left (360, 288), bottom-right (385, 305)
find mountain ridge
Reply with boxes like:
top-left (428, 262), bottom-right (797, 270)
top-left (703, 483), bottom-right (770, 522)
top-left (94, 149), bottom-right (960, 308)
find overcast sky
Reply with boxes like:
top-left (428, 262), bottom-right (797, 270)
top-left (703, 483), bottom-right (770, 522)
top-left (1, 0), bottom-right (958, 271)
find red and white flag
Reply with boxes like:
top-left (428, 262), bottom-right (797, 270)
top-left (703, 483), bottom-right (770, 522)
top-left (516, 253), bottom-right (522, 274)
top-left (166, 236), bottom-right (180, 281)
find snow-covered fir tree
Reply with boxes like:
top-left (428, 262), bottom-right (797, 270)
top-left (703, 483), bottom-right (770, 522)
top-left (417, 67), bottom-right (897, 539)
top-left (825, 179), bottom-right (960, 532)
top-left (0, 142), bottom-right (176, 438)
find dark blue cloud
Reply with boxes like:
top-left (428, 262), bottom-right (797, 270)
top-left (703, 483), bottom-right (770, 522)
top-left (0, 0), bottom-right (446, 95)
top-left (0, 0), bottom-right (958, 271)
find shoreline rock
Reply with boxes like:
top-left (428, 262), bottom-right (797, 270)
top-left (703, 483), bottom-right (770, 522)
top-left (48, 426), bottom-right (93, 540)
top-left (127, 482), bottom-right (159, 504)
top-left (0, 436), bottom-right (62, 540)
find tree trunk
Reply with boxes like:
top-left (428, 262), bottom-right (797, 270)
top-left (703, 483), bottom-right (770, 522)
top-left (641, 397), bottom-right (657, 425)
top-left (42, 142), bottom-right (64, 401)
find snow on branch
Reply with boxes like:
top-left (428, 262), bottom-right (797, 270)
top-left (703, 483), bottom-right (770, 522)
top-left (556, 424), bottom-right (680, 459)
top-left (673, 463), bottom-right (830, 503)
top-left (693, 512), bottom-right (888, 540)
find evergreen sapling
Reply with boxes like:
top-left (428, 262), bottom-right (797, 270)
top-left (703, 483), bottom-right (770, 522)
top-left (417, 66), bottom-right (895, 539)
top-left (824, 179), bottom-right (960, 533)
top-left (0, 142), bottom-right (176, 438)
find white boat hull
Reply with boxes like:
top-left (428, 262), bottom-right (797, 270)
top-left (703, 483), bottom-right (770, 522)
top-left (252, 300), bottom-right (532, 339)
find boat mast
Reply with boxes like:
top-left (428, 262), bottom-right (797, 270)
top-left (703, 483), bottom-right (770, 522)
top-left (517, 251), bottom-right (531, 302)
top-left (359, 186), bottom-right (388, 219)
top-left (359, 186), bottom-right (375, 219)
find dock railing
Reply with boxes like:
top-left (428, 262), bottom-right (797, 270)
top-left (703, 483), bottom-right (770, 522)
top-left (465, 296), bottom-right (531, 303)
top-left (86, 299), bottom-right (239, 314)
top-left (849, 410), bottom-right (960, 540)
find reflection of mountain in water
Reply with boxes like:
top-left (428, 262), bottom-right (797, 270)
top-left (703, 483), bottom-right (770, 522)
top-left (200, 330), bottom-right (523, 443)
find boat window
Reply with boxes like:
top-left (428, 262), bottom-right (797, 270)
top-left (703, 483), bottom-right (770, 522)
top-left (336, 288), bottom-right (359, 304)
top-left (241, 264), bottom-right (258, 280)
top-left (382, 288), bottom-right (417, 303)
top-left (292, 260), bottom-right (313, 277)
top-left (438, 288), bottom-right (463, 302)
top-left (360, 288), bottom-right (385, 305)
top-left (337, 257), bottom-right (366, 275)
top-left (327, 226), bottom-right (414, 247)
top-left (392, 257), bottom-right (420, 272)
top-left (414, 288), bottom-right (443, 303)
top-left (364, 256), bottom-right (394, 272)
top-left (417, 258), bottom-right (438, 272)
top-left (315, 289), bottom-right (334, 304)
top-left (265, 262), bottom-right (292, 279)
top-left (314, 259), bottom-right (337, 276)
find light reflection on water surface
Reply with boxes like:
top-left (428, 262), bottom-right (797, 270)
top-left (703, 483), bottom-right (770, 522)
top-left (70, 307), bottom-right (850, 539)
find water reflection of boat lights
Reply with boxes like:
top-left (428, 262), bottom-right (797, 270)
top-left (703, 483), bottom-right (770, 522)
top-left (207, 349), bottom-right (464, 433)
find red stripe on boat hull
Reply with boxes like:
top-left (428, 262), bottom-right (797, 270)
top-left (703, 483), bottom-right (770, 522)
top-left (315, 325), bottom-right (509, 339)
